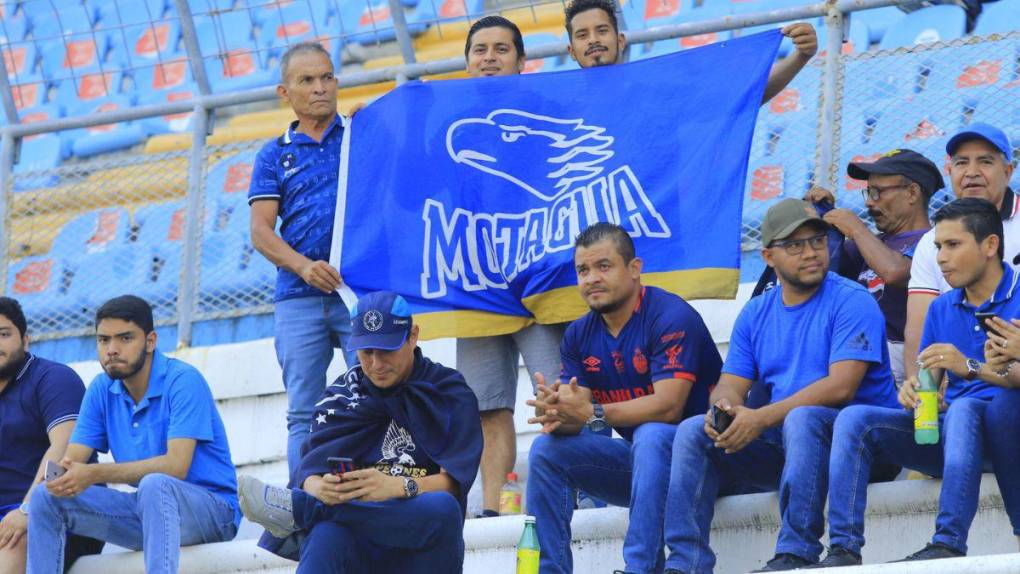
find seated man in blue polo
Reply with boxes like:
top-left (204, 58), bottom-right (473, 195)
top-left (26, 295), bottom-right (239, 574)
top-left (0, 297), bottom-right (102, 574)
top-left (819, 198), bottom-right (1019, 567)
top-left (665, 199), bottom-right (898, 574)
top-left (240, 290), bottom-right (482, 574)
top-left (525, 222), bottom-right (722, 574)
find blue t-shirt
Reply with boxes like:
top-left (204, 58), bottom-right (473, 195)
top-left (920, 265), bottom-right (1020, 403)
top-left (725, 272), bottom-right (898, 408)
top-left (71, 351), bottom-right (240, 525)
top-left (561, 286), bottom-right (722, 441)
top-left (248, 114), bottom-right (346, 302)
top-left (0, 354), bottom-right (86, 506)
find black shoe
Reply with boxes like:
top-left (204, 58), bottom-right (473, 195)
top-left (751, 553), bottom-right (815, 572)
top-left (892, 542), bottom-right (965, 562)
top-left (804, 546), bottom-right (862, 568)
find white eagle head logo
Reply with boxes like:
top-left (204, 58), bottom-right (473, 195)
top-left (445, 109), bottom-right (615, 202)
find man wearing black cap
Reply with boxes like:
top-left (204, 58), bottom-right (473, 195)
top-left (806, 149), bottom-right (944, 384)
top-left (904, 123), bottom-right (1018, 379)
top-left (664, 199), bottom-right (897, 573)
top-left (239, 291), bottom-right (483, 574)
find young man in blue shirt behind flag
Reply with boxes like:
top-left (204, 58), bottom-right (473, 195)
top-left (27, 295), bottom-right (239, 574)
top-left (665, 199), bottom-right (898, 573)
top-left (526, 222), bottom-right (722, 574)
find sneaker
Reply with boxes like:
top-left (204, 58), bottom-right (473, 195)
top-left (804, 546), bottom-right (862, 568)
top-left (751, 553), bottom-right (815, 572)
top-left (237, 475), bottom-right (297, 538)
top-left (892, 542), bottom-right (965, 562)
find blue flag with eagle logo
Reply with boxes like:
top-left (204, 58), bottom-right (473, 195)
top-left (331, 31), bottom-right (781, 339)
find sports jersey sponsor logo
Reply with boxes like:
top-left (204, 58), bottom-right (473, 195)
top-left (592, 384), bottom-right (655, 404)
top-left (665, 344), bottom-right (683, 369)
top-left (583, 356), bottom-right (601, 372)
top-left (848, 331), bottom-right (872, 352)
top-left (660, 331), bottom-right (685, 343)
top-left (612, 351), bottom-right (625, 373)
top-left (363, 310), bottom-right (384, 331)
top-left (632, 348), bottom-right (648, 374)
top-left (421, 110), bottom-right (670, 298)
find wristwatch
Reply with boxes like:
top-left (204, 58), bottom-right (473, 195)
top-left (586, 402), bottom-right (607, 433)
top-left (965, 358), bottom-right (980, 380)
top-left (403, 477), bottom-right (419, 499)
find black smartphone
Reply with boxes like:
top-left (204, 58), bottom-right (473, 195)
top-left (710, 405), bottom-right (733, 433)
top-left (976, 312), bottom-right (997, 335)
top-left (327, 456), bottom-right (355, 478)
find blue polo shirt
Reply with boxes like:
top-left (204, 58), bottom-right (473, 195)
top-left (561, 286), bottom-right (722, 441)
top-left (725, 272), bottom-right (898, 409)
top-left (0, 354), bottom-right (86, 506)
top-left (248, 114), bottom-right (347, 302)
top-left (71, 351), bottom-right (240, 525)
top-left (920, 264), bottom-right (1020, 403)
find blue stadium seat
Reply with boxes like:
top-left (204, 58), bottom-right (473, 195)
top-left (187, 0), bottom-right (237, 15)
top-left (879, 5), bottom-right (967, 50)
top-left (10, 76), bottom-right (46, 110)
top-left (13, 135), bottom-right (62, 189)
top-left (108, 20), bottom-right (182, 69)
top-left (969, 85), bottom-right (1020, 130)
top-left (257, 2), bottom-right (332, 56)
top-left (137, 85), bottom-right (198, 134)
top-left (134, 57), bottom-right (194, 93)
top-left (3, 42), bottom-right (37, 77)
top-left (91, 0), bottom-right (166, 27)
top-left (973, 0), bottom-right (1020, 36)
top-left (69, 96), bottom-right (148, 158)
top-left (624, 0), bottom-right (693, 30)
top-left (198, 230), bottom-right (276, 310)
top-left (27, 1), bottom-right (98, 39)
top-left (428, 0), bottom-right (486, 21)
top-left (69, 245), bottom-right (150, 317)
top-left (39, 34), bottom-right (111, 79)
top-left (50, 208), bottom-right (133, 259)
top-left (54, 70), bottom-right (125, 106)
top-left (633, 4), bottom-right (732, 60)
top-left (193, 10), bottom-right (275, 91)
top-left (0, 9), bottom-right (29, 44)
top-left (204, 150), bottom-right (257, 231)
top-left (743, 157), bottom-right (812, 216)
top-left (6, 255), bottom-right (81, 331)
top-left (521, 33), bottom-right (566, 74)
top-left (195, 11), bottom-right (258, 55)
top-left (850, 6), bottom-right (904, 46)
top-left (352, 1), bottom-right (428, 45)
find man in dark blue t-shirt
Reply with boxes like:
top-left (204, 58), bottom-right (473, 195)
top-left (665, 199), bottom-right (898, 574)
top-left (247, 41), bottom-right (357, 478)
top-left (0, 297), bottom-right (102, 573)
top-left (820, 198), bottom-right (1020, 567)
top-left (239, 291), bottom-right (482, 574)
top-left (526, 223), bottom-right (722, 574)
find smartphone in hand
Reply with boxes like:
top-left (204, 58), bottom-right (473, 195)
top-left (710, 404), bottom-right (734, 433)
top-left (976, 312), bottom-right (997, 336)
top-left (327, 457), bottom-right (355, 480)
top-left (44, 459), bottom-right (66, 481)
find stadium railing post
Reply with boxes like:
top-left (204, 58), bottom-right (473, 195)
top-left (0, 132), bottom-right (14, 295)
top-left (172, 0), bottom-right (214, 97)
top-left (817, 0), bottom-right (845, 190)
top-left (389, 0), bottom-right (418, 84)
top-left (177, 106), bottom-right (211, 349)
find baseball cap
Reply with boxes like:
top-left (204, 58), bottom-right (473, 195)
top-left (847, 149), bottom-right (945, 196)
top-left (760, 198), bottom-right (828, 247)
top-left (946, 123), bottom-right (1012, 160)
top-left (348, 291), bottom-right (413, 351)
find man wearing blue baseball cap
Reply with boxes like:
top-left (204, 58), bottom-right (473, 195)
top-left (239, 291), bottom-right (483, 574)
top-left (905, 123), bottom-right (1017, 379)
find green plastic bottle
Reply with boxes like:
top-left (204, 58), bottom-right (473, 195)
top-left (914, 368), bottom-right (939, 445)
top-left (516, 516), bottom-right (540, 574)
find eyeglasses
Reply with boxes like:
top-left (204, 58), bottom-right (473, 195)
top-left (861, 182), bottom-right (911, 202)
top-left (770, 233), bottom-right (827, 256)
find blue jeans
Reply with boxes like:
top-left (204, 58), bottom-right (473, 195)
top-left (827, 397), bottom-right (991, 555)
top-left (664, 406), bottom-right (842, 574)
top-left (274, 296), bottom-right (356, 478)
top-left (27, 474), bottom-right (237, 574)
top-left (526, 423), bottom-right (675, 574)
top-left (293, 490), bottom-right (464, 574)
top-left (985, 388), bottom-right (1020, 535)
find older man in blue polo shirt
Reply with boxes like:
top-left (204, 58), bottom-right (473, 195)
top-left (26, 295), bottom-right (239, 574)
top-left (0, 297), bottom-right (102, 573)
top-left (248, 41), bottom-right (357, 477)
top-left (817, 198), bottom-right (1020, 567)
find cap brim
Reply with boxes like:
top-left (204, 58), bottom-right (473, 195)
top-left (946, 131), bottom-right (1005, 157)
top-left (347, 329), bottom-right (409, 352)
top-left (847, 162), bottom-right (899, 181)
top-left (770, 217), bottom-right (829, 243)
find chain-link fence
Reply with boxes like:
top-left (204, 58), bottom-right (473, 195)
top-left (2, 0), bottom-right (1019, 342)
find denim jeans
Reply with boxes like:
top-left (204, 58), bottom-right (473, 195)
top-left (526, 423), bottom-right (676, 574)
top-left (984, 388), bottom-right (1020, 535)
top-left (27, 474), bottom-right (237, 574)
top-left (827, 397), bottom-right (991, 555)
top-left (293, 490), bottom-right (464, 574)
top-left (274, 296), bottom-right (356, 478)
top-left (664, 406), bottom-right (845, 574)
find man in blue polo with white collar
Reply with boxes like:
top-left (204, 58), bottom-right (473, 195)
top-left (26, 295), bottom-right (239, 574)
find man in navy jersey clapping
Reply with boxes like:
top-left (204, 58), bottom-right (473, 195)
top-left (526, 222), bottom-right (722, 574)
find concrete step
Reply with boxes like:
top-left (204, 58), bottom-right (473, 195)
top-left (69, 474), bottom-right (1018, 574)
